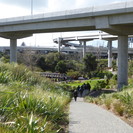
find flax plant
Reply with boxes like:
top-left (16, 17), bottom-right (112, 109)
top-left (0, 63), bottom-right (71, 133)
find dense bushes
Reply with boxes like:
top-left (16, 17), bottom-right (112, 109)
top-left (0, 63), bottom-right (42, 85)
top-left (128, 60), bottom-right (133, 77)
top-left (17, 52), bottom-right (114, 80)
top-left (0, 63), bottom-right (71, 133)
top-left (93, 80), bottom-right (107, 90)
top-left (67, 70), bottom-right (81, 80)
top-left (92, 70), bottom-right (113, 79)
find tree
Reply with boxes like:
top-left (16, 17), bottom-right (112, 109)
top-left (83, 53), bottom-right (97, 77)
top-left (36, 56), bottom-right (46, 71)
top-left (17, 49), bottom-right (40, 71)
top-left (55, 60), bottom-right (67, 73)
top-left (45, 52), bottom-right (65, 72)
top-left (21, 42), bottom-right (26, 46)
top-left (0, 56), bottom-right (9, 63)
top-left (67, 70), bottom-right (80, 80)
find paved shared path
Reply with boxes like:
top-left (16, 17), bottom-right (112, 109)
top-left (69, 98), bottom-right (133, 133)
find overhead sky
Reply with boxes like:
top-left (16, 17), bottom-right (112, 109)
top-left (0, 0), bottom-right (128, 47)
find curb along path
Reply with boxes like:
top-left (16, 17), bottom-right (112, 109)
top-left (69, 98), bottom-right (133, 133)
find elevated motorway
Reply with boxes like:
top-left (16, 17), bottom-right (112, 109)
top-left (53, 32), bottom-right (118, 43)
top-left (53, 32), bottom-right (133, 69)
top-left (1, 1), bottom-right (133, 88)
top-left (0, 1), bottom-right (133, 36)
top-left (1, 45), bottom-right (133, 57)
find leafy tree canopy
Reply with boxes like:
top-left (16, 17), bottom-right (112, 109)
top-left (83, 53), bottom-right (97, 76)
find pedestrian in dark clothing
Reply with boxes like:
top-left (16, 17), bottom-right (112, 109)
top-left (73, 90), bottom-right (78, 101)
top-left (79, 85), bottom-right (84, 97)
top-left (86, 82), bottom-right (91, 92)
top-left (77, 85), bottom-right (80, 91)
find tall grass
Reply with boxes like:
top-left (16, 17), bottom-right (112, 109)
top-left (0, 63), bottom-right (71, 132)
top-left (0, 63), bottom-right (42, 85)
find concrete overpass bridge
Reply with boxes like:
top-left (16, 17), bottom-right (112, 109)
top-left (53, 32), bottom-right (118, 68)
top-left (53, 32), bottom-right (133, 68)
top-left (0, 1), bottom-right (133, 89)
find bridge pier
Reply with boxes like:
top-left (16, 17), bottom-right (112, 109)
top-left (83, 41), bottom-right (86, 58)
top-left (0, 33), bottom-right (32, 63)
top-left (10, 39), bottom-right (17, 63)
top-left (117, 35), bottom-right (128, 90)
top-left (58, 37), bottom-right (62, 53)
top-left (108, 40), bottom-right (112, 68)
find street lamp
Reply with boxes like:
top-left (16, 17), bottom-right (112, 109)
top-left (31, 0), bottom-right (33, 15)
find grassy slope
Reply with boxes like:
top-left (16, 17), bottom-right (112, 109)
top-left (0, 63), bottom-right (71, 133)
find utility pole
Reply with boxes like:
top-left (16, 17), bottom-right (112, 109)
top-left (31, 0), bottom-right (33, 15)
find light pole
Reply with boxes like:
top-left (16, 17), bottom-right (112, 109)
top-left (31, 0), bottom-right (33, 15)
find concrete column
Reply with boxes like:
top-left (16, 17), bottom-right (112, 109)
top-left (58, 37), bottom-right (62, 53)
top-left (108, 40), bottom-right (112, 68)
top-left (83, 41), bottom-right (86, 58)
top-left (116, 57), bottom-right (118, 67)
top-left (117, 35), bottom-right (128, 90)
top-left (10, 39), bottom-right (17, 63)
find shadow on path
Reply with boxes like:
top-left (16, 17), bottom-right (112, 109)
top-left (88, 89), bottom-right (116, 97)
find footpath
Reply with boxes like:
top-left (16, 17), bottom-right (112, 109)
top-left (69, 98), bottom-right (133, 133)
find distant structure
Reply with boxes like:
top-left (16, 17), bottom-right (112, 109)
top-left (1, 45), bottom-right (133, 59)
top-left (53, 32), bottom-right (133, 67)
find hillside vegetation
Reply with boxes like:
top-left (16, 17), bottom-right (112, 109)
top-left (0, 63), bottom-right (71, 133)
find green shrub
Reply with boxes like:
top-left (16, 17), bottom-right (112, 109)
top-left (0, 63), bottom-right (43, 85)
top-left (67, 70), bottom-right (80, 79)
top-left (113, 100), bottom-right (125, 116)
top-left (118, 92), bottom-right (133, 116)
top-left (93, 80), bottom-right (107, 90)
top-left (0, 71), bottom-right (11, 83)
top-left (107, 75), bottom-right (117, 89)
top-left (85, 96), bottom-right (95, 103)
top-left (0, 125), bottom-right (13, 133)
top-left (104, 97), bottom-right (112, 110)
top-left (0, 63), bottom-right (71, 132)
top-left (128, 60), bottom-right (133, 77)
top-left (92, 70), bottom-right (113, 79)
top-left (119, 92), bottom-right (133, 105)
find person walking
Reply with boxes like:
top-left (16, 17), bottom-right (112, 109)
top-left (79, 85), bottom-right (84, 97)
top-left (86, 82), bottom-right (91, 92)
top-left (73, 90), bottom-right (78, 101)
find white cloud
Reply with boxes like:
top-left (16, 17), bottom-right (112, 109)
top-left (0, 0), bottom-right (48, 10)
top-left (0, 0), bottom-right (128, 17)
top-left (0, 3), bottom-right (30, 18)
top-left (43, 0), bottom-right (76, 12)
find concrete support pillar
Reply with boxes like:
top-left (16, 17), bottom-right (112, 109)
top-left (58, 37), bottom-right (62, 53)
top-left (117, 35), bottom-right (128, 90)
top-left (108, 40), bottom-right (112, 68)
top-left (83, 41), bottom-right (86, 58)
top-left (10, 39), bottom-right (17, 63)
top-left (116, 57), bottom-right (118, 67)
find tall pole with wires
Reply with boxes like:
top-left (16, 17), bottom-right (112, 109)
top-left (31, 0), bottom-right (33, 15)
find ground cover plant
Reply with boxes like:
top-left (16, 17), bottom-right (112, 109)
top-left (0, 63), bottom-right (71, 133)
